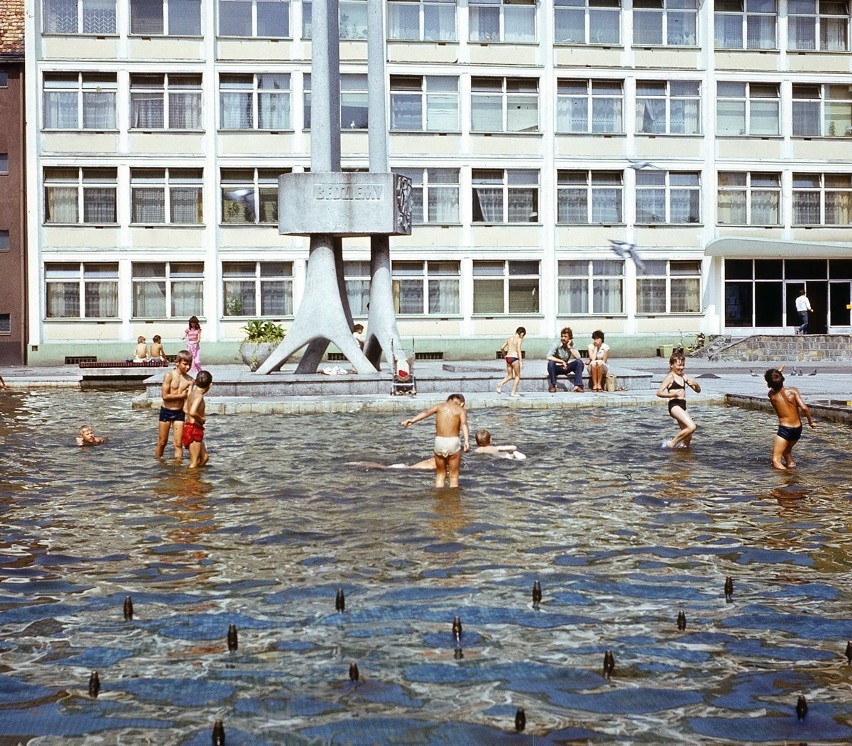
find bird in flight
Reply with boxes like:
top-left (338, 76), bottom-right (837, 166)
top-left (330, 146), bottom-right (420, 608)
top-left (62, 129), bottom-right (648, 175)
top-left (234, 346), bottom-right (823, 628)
top-left (628, 158), bottom-right (662, 170)
top-left (608, 239), bottom-right (647, 274)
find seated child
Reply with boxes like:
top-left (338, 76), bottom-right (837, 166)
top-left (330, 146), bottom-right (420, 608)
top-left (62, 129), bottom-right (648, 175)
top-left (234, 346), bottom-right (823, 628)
top-left (77, 425), bottom-right (107, 446)
top-left (132, 336), bottom-right (149, 362)
top-left (149, 335), bottom-right (167, 362)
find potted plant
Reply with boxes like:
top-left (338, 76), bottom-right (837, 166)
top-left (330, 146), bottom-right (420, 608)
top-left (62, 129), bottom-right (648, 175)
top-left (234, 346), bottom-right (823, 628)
top-left (239, 320), bottom-right (286, 371)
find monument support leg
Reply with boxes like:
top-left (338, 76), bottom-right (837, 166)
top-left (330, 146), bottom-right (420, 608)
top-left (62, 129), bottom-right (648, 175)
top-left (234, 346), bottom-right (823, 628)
top-left (257, 235), bottom-right (377, 374)
top-left (364, 235), bottom-right (404, 368)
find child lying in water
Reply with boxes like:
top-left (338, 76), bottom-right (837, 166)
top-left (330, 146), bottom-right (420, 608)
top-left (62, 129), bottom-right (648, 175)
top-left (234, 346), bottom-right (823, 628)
top-left (76, 425), bottom-right (107, 446)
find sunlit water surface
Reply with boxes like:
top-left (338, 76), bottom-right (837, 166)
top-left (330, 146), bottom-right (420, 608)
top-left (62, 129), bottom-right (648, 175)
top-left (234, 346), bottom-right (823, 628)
top-left (0, 390), bottom-right (850, 744)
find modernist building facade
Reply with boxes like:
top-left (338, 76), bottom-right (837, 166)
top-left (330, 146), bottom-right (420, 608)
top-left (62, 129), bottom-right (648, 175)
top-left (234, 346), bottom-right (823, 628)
top-left (24, 0), bottom-right (852, 363)
top-left (0, 0), bottom-right (26, 365)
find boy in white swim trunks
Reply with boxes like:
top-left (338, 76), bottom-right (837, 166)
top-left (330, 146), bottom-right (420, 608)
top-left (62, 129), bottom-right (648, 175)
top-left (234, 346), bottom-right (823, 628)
top-left (401, 394), bottom-right (470, 488)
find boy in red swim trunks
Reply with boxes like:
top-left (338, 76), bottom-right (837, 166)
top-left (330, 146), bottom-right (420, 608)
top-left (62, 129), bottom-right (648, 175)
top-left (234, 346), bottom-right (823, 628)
top-left (765, 368), bottom-right (815, 470)
top-left (183, 370), bottom-right (212, 468)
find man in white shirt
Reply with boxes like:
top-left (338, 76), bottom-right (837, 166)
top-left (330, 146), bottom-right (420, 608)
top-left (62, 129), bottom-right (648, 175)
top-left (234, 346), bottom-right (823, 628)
top-left (795, 288), bottom-right (813, 335)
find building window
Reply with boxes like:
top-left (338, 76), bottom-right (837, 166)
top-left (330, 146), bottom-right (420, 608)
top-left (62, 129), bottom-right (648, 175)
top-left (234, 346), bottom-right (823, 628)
top-left (0, 314), bottom-right (10, 334)
top-left (302, 0), bottom-right (367, 39)
top-left (392, 261), bottom-right (461, 314)
top-left (472, 169), bottom-right (539, 223)
top-left (557, 170), bottom-right (623, 224)
top-left (636, 260), bottom-right (701, 314)
top-left (131, 168), bottom-right (203, 225)
top-left (788, 0), bottom-right (849, 51)
top-left (717, 82), bottom-right (779, 136)
top-left (43, 0), bottom-right (118, 35)
top-left (471, 77), bottom-right (538, 132)
top-left (390, 75), bottom-right (459, 132)
top-left (792, 173), bottom-right (852, 225)
top-left (635, 171), bottom-right (700, 224)
top-left (793, 84), bottom-right (852, 138)
top-left (558, 259), bottom-right (624, 314)
top-left (130, 74), bottom-right (202, 130)
top-left (0, 154), bottom-right (7, 174)
top-left (130, 0), bottom-right (201, 35)
top-left (394, 168), bottom-right (460, 223)
top-left (221, 168), bottom-right (282, 224)
top-left (45, 262), bottom-right (119, 318)
top-left (43, 73), bottom-right (117, 130)
top-left (554, 0), bottom-right (620, 45)
top-left (718, 172), bottom-right (781, 225)
top-left (633, 0), bottom-right (697, 45)
top-left (0, 230), bottom-right (10, 251)
top-left (219, 0), bottom-right (290, 38)
top-left (344, 261), bottom-right (371, 315)
top-left (220, 73), bottom-right (290, 130)
top-left (44, 167), bottom-right (117, 225)
top-left (222, 261), bottom-right (293, 316)
top-left (0, 72), bottom-right (7, 87)
top-left (714, 0), bottom-right (776, 50)
top-left (635, 80), bottom-right (701, 134)
top-left (556, 79), bottom-right (623, 134)
top-left (468, 0), bottom-right (536, 43)
top-left (387, 0), bottom-right (457, 41)
top-left (132, 261), bottom-right (203, 318)
top-left (473, 260), bottom-right (539, 314)
top-left (304, 74), bottom-right (368, 129)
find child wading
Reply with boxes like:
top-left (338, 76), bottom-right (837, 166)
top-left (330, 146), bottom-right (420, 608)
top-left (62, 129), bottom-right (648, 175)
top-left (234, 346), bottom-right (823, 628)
top-left (764, 368), bottom-right (815, 470)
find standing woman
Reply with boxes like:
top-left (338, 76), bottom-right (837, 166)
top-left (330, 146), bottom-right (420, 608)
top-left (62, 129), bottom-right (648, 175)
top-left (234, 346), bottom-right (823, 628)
top-left (496, 327), bottom-right (526, 397)
top-left (656, 352), bottom-right (701, 448)
top-left (183, 315), bottom-right (202, 375)
top-left (587, 329), bottom-right (610, 391)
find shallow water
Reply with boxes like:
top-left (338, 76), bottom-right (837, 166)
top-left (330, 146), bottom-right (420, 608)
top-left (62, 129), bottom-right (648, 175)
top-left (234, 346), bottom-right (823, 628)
top-left (0, 390), bottom-right (850, 744)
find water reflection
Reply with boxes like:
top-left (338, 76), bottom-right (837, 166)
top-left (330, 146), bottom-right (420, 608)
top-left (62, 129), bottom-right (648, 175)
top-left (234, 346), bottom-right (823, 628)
top-left (0, 392), bottom-right (850, 743)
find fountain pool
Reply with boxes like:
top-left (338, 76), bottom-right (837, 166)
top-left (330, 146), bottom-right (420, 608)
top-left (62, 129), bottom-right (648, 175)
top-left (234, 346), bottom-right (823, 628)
top-left (0, 390), bottom-right (850, 743)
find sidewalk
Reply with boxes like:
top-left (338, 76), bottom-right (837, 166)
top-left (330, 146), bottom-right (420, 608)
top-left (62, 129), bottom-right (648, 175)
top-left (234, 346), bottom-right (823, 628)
top-left (3, 357), bottom-right (849, 418)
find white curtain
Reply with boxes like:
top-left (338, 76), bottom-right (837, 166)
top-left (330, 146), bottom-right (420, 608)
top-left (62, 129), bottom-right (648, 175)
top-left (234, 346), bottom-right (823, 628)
top-left (472, 187), bottom-right (503, 221)
top-left (83, 188), bottom-right (116, 223)
top-left (132, 188), bottom-right (165, 223)
top-left (44, 92), bottom-right (78, 129)
top-left (429, 279), bottom-right (459, 313)
top-left (169, 92), bottom-right (201, 129)
top-left (83, 92), bottom-right (116, 129)
top-left (388, 3), bottom-right (420, 39)
top-left (131, 95), bottom-right (164, 128)
top-left (46, 187), bottom-right (78, 223)
top-left (221, 92), bottom-right (253, 128)
top-left (170, 187), bottom-right (202, 224)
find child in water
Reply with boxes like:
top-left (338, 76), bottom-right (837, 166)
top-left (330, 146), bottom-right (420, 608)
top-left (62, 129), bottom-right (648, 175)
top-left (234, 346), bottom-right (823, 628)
top-left (764, 367), bottom-right (815, 470)
top-left (656, 352), bottom-right (701, 448)
top-left (183, 370), bottom-right (212, 468)
top-left (77, 425), bottom-right (107, 446)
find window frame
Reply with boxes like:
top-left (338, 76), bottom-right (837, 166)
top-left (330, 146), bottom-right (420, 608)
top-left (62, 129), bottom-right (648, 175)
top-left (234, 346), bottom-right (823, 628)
top-left (635, 170), bottom-right (701, 224)
top-left (302, 0), bottom-right (368, 39)
top-left (131, 261), bottom-right (204, 319)
top-left (42, 0), bottom-right (118, 35)
top-left (468, 0), bottom-right (537, 44)
top-left (788, 0), bottom-right (849, 51)
top-left (43, 166), bottom-right (118, 226)
top-left (389, 75), bottom-right (460, 132)
top-left (472, 168), bottom-right (540, 224)
top-left (391, 260), bottom-right (462, 315)
top-left (45, 261), bottom-right (119, 319)
top-left (472, 259), bottom-right (541, 315)
top-left (557, 258), bottom-right (626, 315)
top-left (130, 73), bottom-right (203, 131)
top-left (220, 168), bottom-right (284, 225)
top-left (553, 0), bottom-right (621, 46)
top-left (557, 170), bottom-right (624, 225)
top-left (129, 0), bottom-right (202, 36)
top-left (42, 72), bottom-right (118, 131)
top-left (218, 0), bottom-right (291, 39)
top-left (792, 172), bottom-right (852, 226)
top-left (387, 0), bottom-right (458, 42)
top-left (130, 168), bottom-right (204, 226)
top-left (636, 259), bottom-right (702, 315)
top-left (393, 167), bottom-right (461, 224)
top-left (714, 0), bottom-right (777, 50)
top-left (556, 78), bottom-right (624, 134)
top-left (219, 72), bottom-right (291, 131)
top-left (792, 83), bottom-right (852, 138)
top-left (470, 76), bottom-right (539, 133)
top-left (222, 260), bottom-right (294, 317)
top-left (717, 171), bottom-right (782, 225)
top-left (632, 0), bottom-right (698, 47)
top-left (716, 81), bottom-right (780, 136)
top-left (635, 79), bottom-right (702, 135)
top-left (304, 73), bottom-right (369, 130)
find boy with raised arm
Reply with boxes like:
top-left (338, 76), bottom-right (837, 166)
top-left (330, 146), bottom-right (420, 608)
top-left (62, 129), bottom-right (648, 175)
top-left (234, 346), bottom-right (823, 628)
top-left (401, 394), bottom-right (470, 488)
top-left (764, 368), bottom-right (815, 470)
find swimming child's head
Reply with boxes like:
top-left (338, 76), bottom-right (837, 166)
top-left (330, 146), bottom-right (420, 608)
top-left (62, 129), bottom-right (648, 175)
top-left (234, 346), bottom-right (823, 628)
top-left (764, 368), bottom-right (785, 391)
top-left (195, 370), bottom-right (213, 390)
top-left (475, 429), bottom-right (492, 446)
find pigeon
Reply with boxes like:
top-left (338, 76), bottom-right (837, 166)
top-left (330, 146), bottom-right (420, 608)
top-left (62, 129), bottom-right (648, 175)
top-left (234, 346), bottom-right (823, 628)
top-left (628, 158), bottom-right (662, 170)
top-left (750, 369), bottom-right (758, 377)
top-left (809, 369), bottom-right (817, 376)
top-left (608, 239), bottom-right (647, 274)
